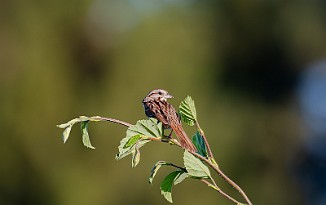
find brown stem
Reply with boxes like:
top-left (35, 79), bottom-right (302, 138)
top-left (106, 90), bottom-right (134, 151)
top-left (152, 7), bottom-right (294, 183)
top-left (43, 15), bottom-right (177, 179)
top-left (194, 121), bottom-right (252, 205)
top-left (200, 179), bottom-right (241, 204)
top-left (90, 116), bottom-right (132, 127)
top-left (218, 168), bottom-right (251, 205)
top-left (192, 152), bottom-right (252, 205)
top-left (171, 139), bottom-right (251, 205)
top-left (195, 122), bottom-right (214, 159)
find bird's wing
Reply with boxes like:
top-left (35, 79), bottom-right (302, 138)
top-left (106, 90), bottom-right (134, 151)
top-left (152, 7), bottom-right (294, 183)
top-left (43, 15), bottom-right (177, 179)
top-left (145, 101), bottom-right (170, 126)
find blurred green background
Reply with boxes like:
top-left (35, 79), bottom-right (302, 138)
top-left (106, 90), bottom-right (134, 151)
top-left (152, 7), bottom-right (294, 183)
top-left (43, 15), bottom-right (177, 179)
top-left (1, 1), bottom-right (326, 205)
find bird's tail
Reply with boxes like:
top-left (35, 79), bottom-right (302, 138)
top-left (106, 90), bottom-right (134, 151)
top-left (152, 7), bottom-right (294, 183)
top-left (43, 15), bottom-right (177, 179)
top-left (170, 122), bottom-right (197, 153)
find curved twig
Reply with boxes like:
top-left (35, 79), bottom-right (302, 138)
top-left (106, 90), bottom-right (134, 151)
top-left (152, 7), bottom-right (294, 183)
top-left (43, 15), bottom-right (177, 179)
top-left (192, 152), bottom-right (252, 205)
top-left (200, 179), bottom-right (241, 204)
top-left (91, 116), bottom-right (132, 127)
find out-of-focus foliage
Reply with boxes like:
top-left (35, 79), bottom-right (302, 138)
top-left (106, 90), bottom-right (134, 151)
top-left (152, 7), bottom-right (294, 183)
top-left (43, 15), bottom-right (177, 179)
top-left (1, 0), bottom-right (326, 205)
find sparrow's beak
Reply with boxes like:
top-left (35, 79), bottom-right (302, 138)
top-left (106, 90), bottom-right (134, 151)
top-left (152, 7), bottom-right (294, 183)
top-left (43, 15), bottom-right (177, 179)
top-left (166, 94), bottom-right (173, 99)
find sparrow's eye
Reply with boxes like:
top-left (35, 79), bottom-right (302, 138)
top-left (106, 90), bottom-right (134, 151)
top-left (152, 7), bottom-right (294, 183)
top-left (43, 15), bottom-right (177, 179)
top-left (158, 91), bottom-right (162, 95)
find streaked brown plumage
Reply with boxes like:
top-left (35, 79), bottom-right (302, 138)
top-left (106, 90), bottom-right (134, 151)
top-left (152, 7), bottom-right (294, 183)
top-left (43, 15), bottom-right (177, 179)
top-left (142, 89), bottom-right (197, 152)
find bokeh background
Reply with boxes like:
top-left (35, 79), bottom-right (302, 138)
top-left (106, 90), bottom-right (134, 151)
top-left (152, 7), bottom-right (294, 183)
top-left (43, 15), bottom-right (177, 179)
top-left (1, 1), bottom-right (326, 205)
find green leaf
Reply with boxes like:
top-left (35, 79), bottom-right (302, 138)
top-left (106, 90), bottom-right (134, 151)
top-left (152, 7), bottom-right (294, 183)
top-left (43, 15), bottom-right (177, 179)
top-left (192, 131), bottom-right (207, 158)
top-left (149, 162), bottom-right (189, 185)
top-left (183, 150), bottom-right (211, 178)
top-left (81, 121), bottom-right (95, 149)
top-left (127, 118), bottom-right (163, 138)
top-left (173, 172), bottom-right (188, 185)
top-left (116, 118), bottom-right (163, 166)
top-left (115, 135), bottom-right (146, 161)
top-left (178, 96), bottom-right (197, 126)
top-left (149, 161), bottom-right (171, 184)
top-left (59, 116), bottom-right (137, 149)
top-left (57, 116), bottom-right (90, 144)
top-left (124, 134), bottom-right (142, 148)
top-left (160, 171), bottom-right (186, 203)
top-left (131, 147), bottom-right (140, 167)
top-left (62, 125), bottom-right (72, 143)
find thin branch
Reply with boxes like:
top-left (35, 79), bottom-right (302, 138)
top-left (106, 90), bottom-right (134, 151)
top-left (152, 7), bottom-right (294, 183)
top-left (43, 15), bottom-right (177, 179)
top-left (194, 121), bottom-right (252, 205)
top-left (215, 166), bottom-right (252, 205)
top-left (167, 163), bottom-right (188, 173)
top-left (195, 121), bottom-right (214, 159)
top-left (170, 139), bottom-right (250, 205)
top-left (200, 179), bottom-right (241, 204)
top-left (90, 116), bottom-right (132, 127)
top-left (192, 152), bottom-right (252, 205)
top-left (155, 136), bottom-right (251, 205)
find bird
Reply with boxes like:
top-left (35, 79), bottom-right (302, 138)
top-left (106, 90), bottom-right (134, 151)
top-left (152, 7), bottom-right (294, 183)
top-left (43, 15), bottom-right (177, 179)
top-left (142, 89), bottom-right (197, 152)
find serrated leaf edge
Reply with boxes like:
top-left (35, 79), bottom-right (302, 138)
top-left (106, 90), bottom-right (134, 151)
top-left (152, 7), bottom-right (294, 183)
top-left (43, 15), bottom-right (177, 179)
top-left (183, 150), bottom-right (211, 178)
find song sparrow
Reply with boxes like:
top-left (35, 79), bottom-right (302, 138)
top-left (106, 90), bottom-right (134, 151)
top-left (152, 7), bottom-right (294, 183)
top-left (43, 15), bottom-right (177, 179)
top-left (142, 89), bottom-right (197, 152)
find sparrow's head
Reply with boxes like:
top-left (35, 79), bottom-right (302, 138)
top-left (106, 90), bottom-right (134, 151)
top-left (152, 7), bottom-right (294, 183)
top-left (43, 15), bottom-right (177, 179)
top-left (143, 89), bottom-right (173, 102)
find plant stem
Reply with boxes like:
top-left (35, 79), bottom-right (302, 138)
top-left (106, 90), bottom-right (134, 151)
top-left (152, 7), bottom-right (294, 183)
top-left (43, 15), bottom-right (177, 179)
top-left (217, 167), bottom-right (252, 205)
top-left (200, 179), bottom-right (241, 204)
top-left (169, 139), bottom-right (252, 205)
top-left (195, 121), bottom-right (214, 159)
top-left (90, 116), bottom-right (132, 127)
top-left (194, 122), bottom-right (252, 205)
top-left (192, 152), bottom-right (252, 205)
